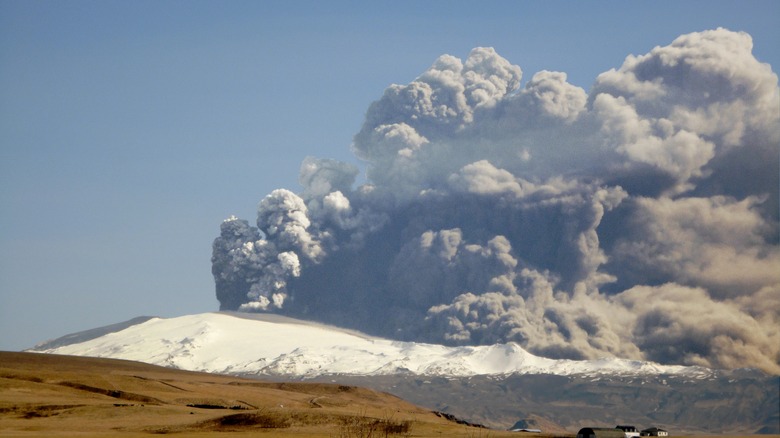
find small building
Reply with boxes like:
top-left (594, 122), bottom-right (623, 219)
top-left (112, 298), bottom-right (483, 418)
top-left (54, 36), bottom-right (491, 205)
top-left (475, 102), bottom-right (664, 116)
top-left (616, 425), bottom-right (640, 438)
top-left (577, 427), bottom-right (627, 438)
top-left (640, 427), bottom-right (669, 436)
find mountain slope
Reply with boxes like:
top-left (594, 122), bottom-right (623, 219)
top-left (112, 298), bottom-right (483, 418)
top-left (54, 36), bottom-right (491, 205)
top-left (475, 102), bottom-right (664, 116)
top-left (332, 371), bottom-right (779, 434)
top-left (32, 316), bottom-right (156, 350)
top-left (31, 312), bottom-right (711, 378)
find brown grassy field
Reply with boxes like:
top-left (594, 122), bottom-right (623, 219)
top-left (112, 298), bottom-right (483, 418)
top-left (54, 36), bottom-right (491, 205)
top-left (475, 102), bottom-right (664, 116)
top-left (2, 352), bottom-right (776, 438)
top-left (0, 351), bottom-right (538, 437)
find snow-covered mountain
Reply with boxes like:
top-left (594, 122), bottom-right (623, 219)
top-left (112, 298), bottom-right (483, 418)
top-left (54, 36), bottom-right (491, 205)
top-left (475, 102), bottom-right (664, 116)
top-left (32, 312), bottom-right (712, 378)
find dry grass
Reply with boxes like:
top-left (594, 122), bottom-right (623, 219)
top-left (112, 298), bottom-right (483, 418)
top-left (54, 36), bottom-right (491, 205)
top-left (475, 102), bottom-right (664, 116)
top-left (0, 351), bottom-right (530, 437)
top-left (2, 352), bottom-right (775, 438)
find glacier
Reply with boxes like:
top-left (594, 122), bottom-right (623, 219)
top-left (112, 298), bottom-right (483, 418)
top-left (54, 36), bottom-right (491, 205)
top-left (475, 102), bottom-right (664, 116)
top-left (32, 312), bottom-right (713, 378)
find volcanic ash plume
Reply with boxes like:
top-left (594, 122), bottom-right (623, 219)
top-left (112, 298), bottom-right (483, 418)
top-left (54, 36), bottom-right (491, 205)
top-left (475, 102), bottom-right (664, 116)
top-left (212, 29), bottom-right (780, 373)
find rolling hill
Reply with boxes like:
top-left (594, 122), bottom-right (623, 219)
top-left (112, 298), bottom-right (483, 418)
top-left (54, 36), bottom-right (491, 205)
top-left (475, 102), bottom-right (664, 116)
top-left (0, 351), bottom-right (521, 437)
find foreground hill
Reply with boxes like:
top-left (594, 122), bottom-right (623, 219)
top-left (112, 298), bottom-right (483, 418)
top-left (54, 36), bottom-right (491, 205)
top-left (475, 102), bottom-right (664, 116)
top-left (25, 312), bottom-right (780, 433)
top-left (0, 351), bottom-right (522, 437)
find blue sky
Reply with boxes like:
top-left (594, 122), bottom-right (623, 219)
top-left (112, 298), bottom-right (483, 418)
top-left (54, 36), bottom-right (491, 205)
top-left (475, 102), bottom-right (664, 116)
top-left (1, 0), bottom-right (778, 351)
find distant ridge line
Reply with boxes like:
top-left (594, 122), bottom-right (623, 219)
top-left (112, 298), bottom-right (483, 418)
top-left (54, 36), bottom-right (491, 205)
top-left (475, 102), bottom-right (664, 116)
top-left (30, 316), bottom-right (157, 351)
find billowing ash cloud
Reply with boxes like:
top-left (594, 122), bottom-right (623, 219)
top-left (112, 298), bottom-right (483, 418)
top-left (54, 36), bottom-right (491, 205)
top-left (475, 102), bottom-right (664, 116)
top-left (212, 29), bottom-right (780, 374)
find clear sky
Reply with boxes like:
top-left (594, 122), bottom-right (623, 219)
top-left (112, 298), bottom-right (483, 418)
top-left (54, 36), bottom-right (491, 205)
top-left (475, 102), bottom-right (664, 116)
top-left (1, 0), bottom-right (778, 351)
